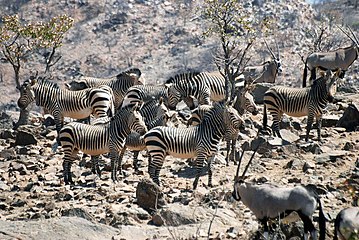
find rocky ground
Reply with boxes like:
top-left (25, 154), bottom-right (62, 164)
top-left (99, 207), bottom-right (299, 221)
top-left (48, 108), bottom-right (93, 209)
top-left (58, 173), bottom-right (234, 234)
top-left (0, 90), bottom-right (358, 240)
top-left (1, 0), bottom-right (359, 239)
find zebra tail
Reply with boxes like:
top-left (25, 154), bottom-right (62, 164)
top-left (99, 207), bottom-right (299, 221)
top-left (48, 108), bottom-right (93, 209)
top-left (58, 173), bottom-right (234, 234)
top-left (303, 60), bottom-right (308, 88)
top-left (317, 197), bottom-right (326, 240)
top-left (263, 104), bottom-right (268, 129)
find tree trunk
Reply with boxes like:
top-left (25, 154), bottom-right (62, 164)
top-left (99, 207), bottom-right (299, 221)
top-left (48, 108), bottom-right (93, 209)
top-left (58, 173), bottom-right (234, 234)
top-left (13, 108), bottom-right (30, 130)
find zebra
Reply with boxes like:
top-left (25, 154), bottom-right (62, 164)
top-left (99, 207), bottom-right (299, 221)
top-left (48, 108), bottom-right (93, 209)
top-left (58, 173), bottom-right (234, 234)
top-left (58, 103), bottom-right (147, 184)
top-left (164, 71), bottom-right (227, 110)
top-left (263, 69), bottom-right (340, 142)
top-left (144, 103), bottom-right (244, 190)
top-left (66, 68), bottom-right (144, 109)
top-left (187, 86), bottom-right (258, 165)
top-left (117, 98), bottom-right (173, 171)
top-left (17, 76), bottom-right (115, 136)
top-left (121, 85), bottom-right (168, 108)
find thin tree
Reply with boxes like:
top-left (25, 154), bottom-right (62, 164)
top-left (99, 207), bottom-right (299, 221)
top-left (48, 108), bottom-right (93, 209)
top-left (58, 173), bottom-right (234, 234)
top-left (0, 14), bottom-right (73, 128)
top-left (201, 0), bottom-right (257, 101)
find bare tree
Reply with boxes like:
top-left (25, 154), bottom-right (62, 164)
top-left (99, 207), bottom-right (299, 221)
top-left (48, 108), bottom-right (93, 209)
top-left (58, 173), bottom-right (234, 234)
top-left (0, 14), bottom-right (73, 128)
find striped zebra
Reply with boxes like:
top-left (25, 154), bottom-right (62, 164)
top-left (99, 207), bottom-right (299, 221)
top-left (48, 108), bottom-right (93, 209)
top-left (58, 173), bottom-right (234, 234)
top-left (117, 98), bottom-right (174, 171)
top-left (121, 85), bottom-right (168, 108)
top-left (59, 104), bottom-right (147, 184)
top-left (144, 103), bottom-right (244, 189)
top-left (187, 87), bottom-right (258, 165)
top-left (17, 77), bottom-right (114, 135)
top-left (165, 71), bottom-right (235, 110)
top-left (66, 68), bottom-right (144, 109)
top-left (263, 69), bottom-right (340, 142)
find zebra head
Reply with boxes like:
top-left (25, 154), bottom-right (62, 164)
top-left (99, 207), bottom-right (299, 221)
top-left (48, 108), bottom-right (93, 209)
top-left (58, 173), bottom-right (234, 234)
top-left (224, 106), bottom-right (244, 137)
top-left (233, 86), bottom-right (258, 115)
top-left (17, 77), bottom-right (37, 110)
top-left (128, 103), bottom-right (148, 135)
top-left (325, 69), bottom-right (341, 103)
top-left (165, 83), bottom-right (182, 110)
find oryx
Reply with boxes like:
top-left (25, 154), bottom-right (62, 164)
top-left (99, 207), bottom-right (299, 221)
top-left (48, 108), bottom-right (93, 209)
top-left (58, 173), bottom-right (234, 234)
top-left (302, 26), bottom-right (359, 87)
top-left (240, 40), bottom-right (282, 84)
top-left (232, 145), bottom-right (326, 240)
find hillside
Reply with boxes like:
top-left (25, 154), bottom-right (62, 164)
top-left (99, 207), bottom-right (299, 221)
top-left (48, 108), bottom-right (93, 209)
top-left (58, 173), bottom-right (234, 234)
top-left (0, 0), bottom-right (359, 239)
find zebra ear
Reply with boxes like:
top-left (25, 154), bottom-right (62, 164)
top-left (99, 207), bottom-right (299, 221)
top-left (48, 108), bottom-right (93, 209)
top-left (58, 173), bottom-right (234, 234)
top-left (159, 97), bottom-right (163, 105)
top-left (30, 78), bottom-right (37, 86)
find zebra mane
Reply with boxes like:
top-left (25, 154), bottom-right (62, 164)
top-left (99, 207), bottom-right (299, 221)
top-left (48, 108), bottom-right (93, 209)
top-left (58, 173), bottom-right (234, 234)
top-left (116, 68), bottom-right (141, 78)
top-left (35, 78), bottom-right (60, 89)
top-left (165, 71), bottom-right (202, 84)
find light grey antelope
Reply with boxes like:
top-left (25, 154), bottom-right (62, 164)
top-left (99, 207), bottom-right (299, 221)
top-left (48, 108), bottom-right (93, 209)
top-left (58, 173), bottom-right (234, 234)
top-left (302, 26), bottom-right (359, 87)
top-left (187, 86), bottom-right (258, 165)
top-left (66, 68), bottom-right (144, 109)
top-left (59, 104), bottom-right (147, 185)
top-left (144, 103), bottom-right (244, 189)
top-left (165, 71), bottom-right (228, 110)
top-left (239, 40), bottom-right (282, 84)
top-left (17, 76), bottom-right (114, 136)
top-left (334, 207), bottom-right (359, 240)
top-left (232, 148), bottom-right (326, 240)
top-left (263, 69), bottom-right (340, 142)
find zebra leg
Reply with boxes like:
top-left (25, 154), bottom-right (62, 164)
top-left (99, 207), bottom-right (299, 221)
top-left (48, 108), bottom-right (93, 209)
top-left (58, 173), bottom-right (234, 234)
top-left (306, 114), bottom-right (314, 142)
top-left (110, 151), bottom-right (120, 182)
top-left (63, 149), bottom-right (78, 185)
top-left (118, 146), bottom-right (127, 171)
top-left (207, 155), bottom-right (215, 188)
top-left (271, 113), bottom-right (282, 138)
top-left (193, 153), bottom-right (206, 190)
top-left (148, 155), bottom-right (163, 186)
top-left (133, 151), bottom-right (140, 172)
top-left (225, 140), bottom-right (231, 166)
top-left (91, 155), bottom-right (101, 176)
top-left (316, 115), bottom-right (322, 142)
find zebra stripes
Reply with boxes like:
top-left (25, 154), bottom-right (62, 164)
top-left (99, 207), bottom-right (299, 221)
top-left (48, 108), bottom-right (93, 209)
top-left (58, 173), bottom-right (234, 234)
top-left (263, 70), bottom-right (340, 141)
top-left (59, 104), bottom-right (147, 184)
top-left (117, 98), bottom-right (171, 171)
top-left (121, 85), bottom-right (168, 108)
top-left (66, 68), bottom-right (144, 109)
top-left (144, 103), bottom-right (244, 189)
top-left (17, 77), bottom-right (114, 135)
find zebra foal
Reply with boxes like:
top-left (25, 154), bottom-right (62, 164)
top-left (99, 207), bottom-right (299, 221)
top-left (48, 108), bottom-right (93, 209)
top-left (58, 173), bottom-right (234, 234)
top-left (144, 103), bottom-right (244, 190)
top-left (17, 77), bottom-right (114, 135)
top-left (263, 69), bottom-right (340, 142)
top-left (59, 104), bottom-right (147, 184)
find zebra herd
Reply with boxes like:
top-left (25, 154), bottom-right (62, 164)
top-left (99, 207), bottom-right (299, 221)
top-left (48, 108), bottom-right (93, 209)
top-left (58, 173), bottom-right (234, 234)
top-left (16, 41), bottom-right (358, 238)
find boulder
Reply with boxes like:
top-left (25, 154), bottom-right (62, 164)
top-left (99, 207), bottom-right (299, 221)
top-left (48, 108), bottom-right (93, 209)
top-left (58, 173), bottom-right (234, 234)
top-left (337, 103), bottom-right (359, 131)
top-left (321, 115), bottom-right (340, 127)
top-left (14, 130), bottom-right (38, 146)
top-left (154, 204), bottom-right (197, 226)
top-left (136, 178), bottom-right (166, 212)
top-left (252, 83), bottom-right (273, 104)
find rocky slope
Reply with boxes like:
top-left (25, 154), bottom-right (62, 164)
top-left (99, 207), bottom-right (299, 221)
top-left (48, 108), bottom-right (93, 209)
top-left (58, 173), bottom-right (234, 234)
top-left (0, 0), bottom-right (359, 239)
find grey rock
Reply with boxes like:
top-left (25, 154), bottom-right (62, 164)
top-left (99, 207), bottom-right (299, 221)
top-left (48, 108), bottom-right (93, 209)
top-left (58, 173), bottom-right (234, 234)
top-left (61, 208), bottom-right (95, 222)
top-left (252, 83), bottom-right (272, 104)
top-left (151, 213), bottom-right (164, 226)
top-left (0, 148), bottom-right (16, 159)
top-left (0, 129), bottom-right (15, 139)
top-left (303, 161), bottom-right (315, 172)
top-left (300, 142), bottom-right (322, 154)
top-left (286, 159), bottom-right (304, 170)
top-left (321, 115), bottom-right (340, 127)
top-left (343, 142), bottom-right (354, 151)
top-left (0, 217), bottom-right (120, 240)
top-left (14, 130), bottom-right (38, 146)
top-left (136, 178), bottom-right (166, 212)
top-left (337, 103), bottom-right (359, 131)
top-left (156, 204), bottom-right (197, 226)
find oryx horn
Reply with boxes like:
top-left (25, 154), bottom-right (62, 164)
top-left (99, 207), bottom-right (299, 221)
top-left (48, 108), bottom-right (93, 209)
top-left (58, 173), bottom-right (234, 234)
top-left (241, 143), bottom-right (259, 179)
